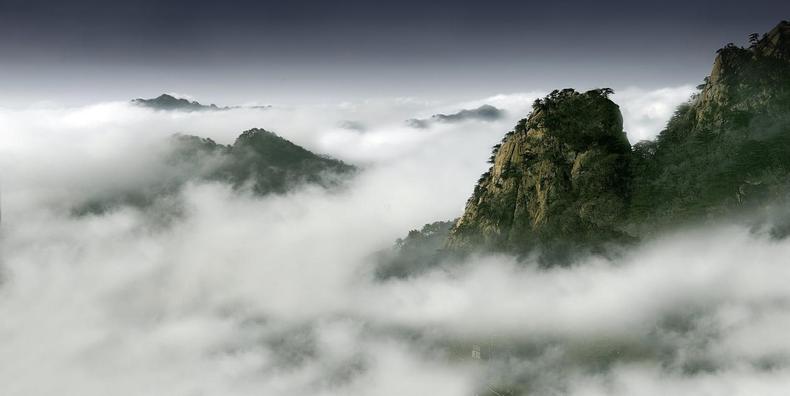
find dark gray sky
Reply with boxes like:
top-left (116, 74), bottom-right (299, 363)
top-left (1, 0), bottom-right (788, 105)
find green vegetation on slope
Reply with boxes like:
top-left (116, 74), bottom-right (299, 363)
top-left (374, 221), bottom-right (456, 279)
top-left (629, 21), bottom-right (790, 228)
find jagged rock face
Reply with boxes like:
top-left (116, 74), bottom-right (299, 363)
top-left (446, 89), bottom-right (631, 254)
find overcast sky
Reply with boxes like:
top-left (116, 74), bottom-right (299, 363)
top-left (0, 0), bottom-right (788, 106)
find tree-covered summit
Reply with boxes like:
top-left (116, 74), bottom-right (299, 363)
top-left (445, 88), bottom-right (632, 260)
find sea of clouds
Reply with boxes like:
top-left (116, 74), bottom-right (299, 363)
top-left (3, 86), bottom-right (789, 396)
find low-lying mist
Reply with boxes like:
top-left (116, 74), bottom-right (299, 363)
top-left (6, 87), bottom-right (788, 396)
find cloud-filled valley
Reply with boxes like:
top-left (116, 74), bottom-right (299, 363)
top-left (3, 87), bottom-right (790, 396)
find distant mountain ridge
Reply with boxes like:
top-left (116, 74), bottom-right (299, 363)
top-left (131, 94), bottom-right (271, 111)
top-left (75, 128), bottom-right (355, 215)
top-left (132, 94), bottom-right (225, 111)
top-left (170, 128), bottom-right (355, 195)
top-left (406, 104), bottom-right (505, 128)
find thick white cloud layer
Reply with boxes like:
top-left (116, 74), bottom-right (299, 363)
top-left (4, 87), bottom-right (787, 396)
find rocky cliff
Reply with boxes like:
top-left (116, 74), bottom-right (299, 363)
top-left (441, 21), bottom-right (790, 261)
top-left (445, 89), bottom-right (632, 258)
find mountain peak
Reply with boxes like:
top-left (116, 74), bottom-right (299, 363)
top-left (756, 20), bottom-right (790, 59)
top-left (445, 88), bottom-right (631, 257)
top-left (235, 127), bottom-right (280, 141)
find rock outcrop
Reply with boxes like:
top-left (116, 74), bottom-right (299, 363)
top-left (445, 88), bottom-right (632, 257)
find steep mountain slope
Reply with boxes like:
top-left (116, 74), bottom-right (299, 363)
top-left (445, 89), bottom-right (632, 257)
top-left (629, 20), bottom-right (790, 228)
